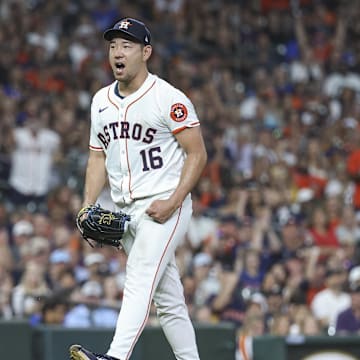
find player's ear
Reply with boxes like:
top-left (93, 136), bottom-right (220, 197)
top-left (143, 45), bottom-right (152, 61)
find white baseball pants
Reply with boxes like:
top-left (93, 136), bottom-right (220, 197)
top-left (107, 193), bottom-right (200, 360)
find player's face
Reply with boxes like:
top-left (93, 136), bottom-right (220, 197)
top-left (108, 38), bottom-right (151, 83)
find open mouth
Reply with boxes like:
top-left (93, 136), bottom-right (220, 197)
top-left (115, 62), bottom-right (125, 71)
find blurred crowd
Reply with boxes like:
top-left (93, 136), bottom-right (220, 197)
top-left (1, 0), bottom-right (360, 358)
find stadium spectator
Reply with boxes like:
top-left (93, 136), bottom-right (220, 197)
top-left (236, 293), bottom-right (266, 360)
top-left (8, 106), bottom-right (61, 212)
top-left (346, 130), bottom-right (360, 211)
top-left (11, 261), bottom-right (50, 318)
top-left (101, 275), bottom-right (122, 310)
top-left (299, 313), bottom-right (323, 336)
top-left (238, 248), bottom-right (265, 293)
top-left (269, 313), bottom-right (291, 336)
top-left (307, 205), bottom-right (340, 260)
top-left (311, 266), bottom-right (351, 332)
top-left (64, 280), bottom-right (118, 328)
top-left (39, 296), bottom-right (68, 325)
top-left (336, 284), bottom-right (360, 334)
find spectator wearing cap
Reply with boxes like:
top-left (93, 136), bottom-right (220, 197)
top-left (64, 280), bottom-right (103, 328)
top-left (82, 252), bottom-right (107, 283)
top-left (48, 249), bottom-right (72, 290)
top-left (311, 267), bottom-right (350, 332)
top-left (12, 219), bottom-right (34, 238)
top-left (247, 292), bottom-right (268, 316)
top-left (64, 280), bottom-right (118, 328)
top-left (278, 214), bottom-right (306, 260)
top-left (50, 249), bottom-right (72, 265)
top-left (236, 293), bottom-right (266, 360)
top-left (192, 252), bottom-right (219, 310)
top-left (84, 252), bottom-right (105, 267)
top-left (11, 220), bottom-right (34, 262)
top-left (349, 266), bottom-right (360, 290)
top-left (56, 268), bottom-right (77, 297)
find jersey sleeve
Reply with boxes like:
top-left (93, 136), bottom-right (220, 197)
top-left (89, 96), bottom-right (104, 151)
top-left (160, 86), bottom-right (200, 134)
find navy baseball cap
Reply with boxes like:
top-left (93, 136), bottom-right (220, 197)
top-left (103, 18), bottom-right (151, 45)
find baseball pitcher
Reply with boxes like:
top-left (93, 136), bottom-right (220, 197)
top-left (70, 17), bottom-right (207, 360)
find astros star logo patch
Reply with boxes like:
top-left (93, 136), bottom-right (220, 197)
top-left (170, 103), bottom-right (188, 122)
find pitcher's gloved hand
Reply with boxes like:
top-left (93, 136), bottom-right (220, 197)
top-left (76, 204), bottom-right (131, 248)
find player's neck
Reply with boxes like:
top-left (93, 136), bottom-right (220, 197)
top-left (117, 69), bottom-right (149, 97)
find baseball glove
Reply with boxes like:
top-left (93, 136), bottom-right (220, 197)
top-left (76, 204), bottom-right (131, 248)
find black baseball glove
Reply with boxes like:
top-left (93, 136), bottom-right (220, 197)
top-left (76, 204), bottom-right (131, 248)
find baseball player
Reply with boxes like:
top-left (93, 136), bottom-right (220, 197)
top-left (70, 17), bottom-right (207, 360)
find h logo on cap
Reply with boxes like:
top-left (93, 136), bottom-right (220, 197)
top-left (118, 20), bottom-right (132, 30)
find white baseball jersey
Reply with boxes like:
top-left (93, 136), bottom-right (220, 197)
top-left (90, 73), bottom-right (200, 205)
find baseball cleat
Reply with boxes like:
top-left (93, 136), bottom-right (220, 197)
top-left (69, 344), bottom-right (118, 360)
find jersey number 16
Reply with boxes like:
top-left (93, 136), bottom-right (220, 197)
top-left (140, 147), bottom-right (163, 171)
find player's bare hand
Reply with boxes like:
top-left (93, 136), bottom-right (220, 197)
top-left (146, 199), bottom-right (177, 224)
